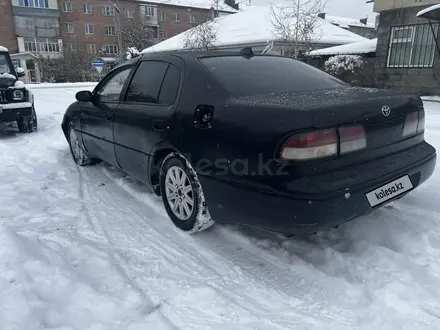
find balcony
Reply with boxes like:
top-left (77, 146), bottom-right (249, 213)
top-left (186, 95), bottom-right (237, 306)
top-left (13, 6), bottom-right (59, 18)
top-left (139, 5), bottom-right (159, 27)
top-left (17, 36), bottom-right (63, 58)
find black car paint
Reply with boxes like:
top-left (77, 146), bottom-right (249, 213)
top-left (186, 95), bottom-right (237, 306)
top-left (0, 50), bottom-right (33, 122)
top-left (63, 51), bottom-right (437, 233)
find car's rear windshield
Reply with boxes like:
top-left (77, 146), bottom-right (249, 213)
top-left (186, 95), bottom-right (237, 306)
top-left (199, 55), bottom-right (347, 97)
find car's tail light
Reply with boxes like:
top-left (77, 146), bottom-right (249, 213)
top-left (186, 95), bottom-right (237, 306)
top-left (339, 125), bottom-right (367, 154)
top-left (403, 111), bottom-right (419, 137)
top-left (280, 128), bottom-right (337, 160)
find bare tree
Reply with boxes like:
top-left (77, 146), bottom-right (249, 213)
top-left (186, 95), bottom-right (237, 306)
top-left (183, 13), bottom-right (218, 51)
top-left (121, 15), bottom-right (157, 56)
top-left (38, 45), bottom-right (96, 82)
top-left (269, 0), bottom-right (327, 59)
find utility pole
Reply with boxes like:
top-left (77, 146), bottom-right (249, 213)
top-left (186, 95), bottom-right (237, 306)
top-left (109, 0), bottom-right (123, 62)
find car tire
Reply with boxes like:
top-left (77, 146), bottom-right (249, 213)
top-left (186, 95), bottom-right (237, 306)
top-left (159, 153), bottom-right (214, 233)
top-left (67, 122), bottom-right (93, 166)
top-left (17, 107), bottom-right (37, 133)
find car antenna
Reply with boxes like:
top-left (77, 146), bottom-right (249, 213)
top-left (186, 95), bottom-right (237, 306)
top-left (240, 47), bottom-right (254, 59)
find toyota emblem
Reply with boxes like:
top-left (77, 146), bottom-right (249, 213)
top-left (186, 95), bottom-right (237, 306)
top-left (381, 105), bottom-right (391, 117)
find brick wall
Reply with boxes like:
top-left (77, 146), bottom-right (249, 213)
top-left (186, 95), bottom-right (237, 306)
top-left (157, 4), bottom-right (210, 39)
top-left (373, 5), bottom-right (440, 94)
top-left (0, 0), bottom-right (18, 53)
top-left (58, 0), bottom-right (139, 55)
top-left (58, 0), bottom-right (217, 54)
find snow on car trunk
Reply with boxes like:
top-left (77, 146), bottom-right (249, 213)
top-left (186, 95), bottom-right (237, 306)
top-left (0, 84), bottom-right (440, 329)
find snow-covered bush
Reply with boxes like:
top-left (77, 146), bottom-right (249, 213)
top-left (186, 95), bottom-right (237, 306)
top-left (325, 55), bottom-right (363, 85)
top-left (126, 47), bottom-right (140, 60)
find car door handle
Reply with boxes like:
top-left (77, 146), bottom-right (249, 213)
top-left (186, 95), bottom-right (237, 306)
top-left (153, 120), bottom-right (165, 131)
top-left (106, 114), bottom-right (112, 121)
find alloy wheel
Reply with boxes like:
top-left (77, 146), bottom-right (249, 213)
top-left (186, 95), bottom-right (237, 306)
top-left (165, 166), bottom-right (194, 221)
top-left (69, 127), bottom-right (82, 160)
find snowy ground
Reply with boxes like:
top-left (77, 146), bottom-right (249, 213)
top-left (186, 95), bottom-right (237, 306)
top-left (1, 85), bottom-right (440, 330)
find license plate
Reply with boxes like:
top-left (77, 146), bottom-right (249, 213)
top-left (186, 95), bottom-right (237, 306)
top-left (366, 175), bottom-right (413, 207)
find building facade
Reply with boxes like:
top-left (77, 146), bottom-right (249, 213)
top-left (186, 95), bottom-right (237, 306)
top-left (0, 0), bottom-right (237, 82)
top-left (373, 0), bottom-right (440, 94)
top-left (0, 0), bottom-right (18, 53)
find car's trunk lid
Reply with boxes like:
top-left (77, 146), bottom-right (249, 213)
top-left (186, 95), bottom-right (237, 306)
top-left (238, 87), bottom-right (420, 127)
top-left (236, 87), bottom-right (423, 154)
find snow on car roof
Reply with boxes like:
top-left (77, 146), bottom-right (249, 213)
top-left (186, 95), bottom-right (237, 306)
top-left (137, 0), bottom-right (238, 12)
top-left (307, 38), bottom-right (377, 56)
top-left (142, 5), bottom-right (368, 53)
top-left (323, 14), bottom-right (375, 29)
top-left (0, 45), bottom-right (8, 52)
top-left (417, 3), bottom-right (440, 21)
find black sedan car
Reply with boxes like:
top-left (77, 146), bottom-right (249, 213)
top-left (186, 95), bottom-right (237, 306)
top-left (62, 49), bottom-right (436, 234)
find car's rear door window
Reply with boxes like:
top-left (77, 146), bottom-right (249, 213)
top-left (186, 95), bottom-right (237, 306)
top-left (158, 64), bottom-right (180, 105)
top-left (199, 56), bottom-right (347, 97)
top-left (125, 61), bottom-right (168, 103)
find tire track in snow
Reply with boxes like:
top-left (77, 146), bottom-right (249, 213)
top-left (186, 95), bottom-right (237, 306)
top-left (98, 161), bottom-right (440, 330)
top-left (92, 165), bottom-right (367, 329)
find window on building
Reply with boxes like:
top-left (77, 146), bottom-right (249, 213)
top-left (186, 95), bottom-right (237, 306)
top-left (174, 13), bottom-right (180, 22)
top-left (387, 24), bottom-right (439, 68)
top-left (105, 25), bottom-right (116, 36)
top-left (159, 12), bottom-right (166, 21)
top-left (125, 61), bottom-right (169, 103)
top-left (62, 1), bottom-right (72, 12)
top-left (189, 13), bottom-right (196, 24)
top-left (146, 6), bottom-right (155, 17)
top-left (65, 43), bottom-right (74, 51)
top-left (24, 38), bottom-right (60, 53)
top-left (85, 24), bottom-right (94, 34)
top-left (87, 44), bottom-right (96, 54)
top-left (18, 0), bottom-right (49, 8)
top-left (159, 30), bottom-right (167, 40)
top-left (125, 8), bottom-right (133, 18)
top-left (83, 4), bottom-right (92, 14)
top-left (65, 22), bottom-right (74, 34)
top-left (104, 44), bottom-right (118, 55)
top-left (24, 18), bottom-right (34, 31)
top-left (102, 6), bottom-right (114, 16)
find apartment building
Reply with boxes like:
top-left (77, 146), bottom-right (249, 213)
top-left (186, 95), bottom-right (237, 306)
top-left (373, 0), bottom-right (440, 94)
top-left (0, 0), bottom-right (18, 53)
top-left (0, 0), bottom-right (64, 82)
top-left (58, 0), bottom-right (237, 64)
top-left (58, 0), bottom-right (141, 63)
top-left (0, 0), bottom-right (237, 82)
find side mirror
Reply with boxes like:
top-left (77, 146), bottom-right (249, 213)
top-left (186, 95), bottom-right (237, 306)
top-left (15, 67), bottom-right (25, 78)
top-left (76, 90), bottom-right (93, 102)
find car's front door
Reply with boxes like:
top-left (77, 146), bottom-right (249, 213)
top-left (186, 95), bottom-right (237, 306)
top-left (114, 58), bottom-right (182, 183)
top-left (80, 65), bottom-right (132, 166)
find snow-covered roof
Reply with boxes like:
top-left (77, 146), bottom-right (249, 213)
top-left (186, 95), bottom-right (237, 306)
top-left (137, 0), bottom-right (238, 13)
top-left (324, 14), bottom-right (375, 29)
top-left (0, 45), bottom-right (8, 52)
top-left (307, 38), bottom-right (377, 56)
top-left (142, 5), bottom-right (368, 53)
top-left (417, 4), bottom-right (440, 21)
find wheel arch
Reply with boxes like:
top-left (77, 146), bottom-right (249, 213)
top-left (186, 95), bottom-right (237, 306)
top-left (149, 143), bottom-right (181, 195)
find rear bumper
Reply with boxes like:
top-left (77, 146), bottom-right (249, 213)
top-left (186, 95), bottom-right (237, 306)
top-left (200, 142), bottom-right (437, 234)
top-left (0, 103), bottom-right (33, 122)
